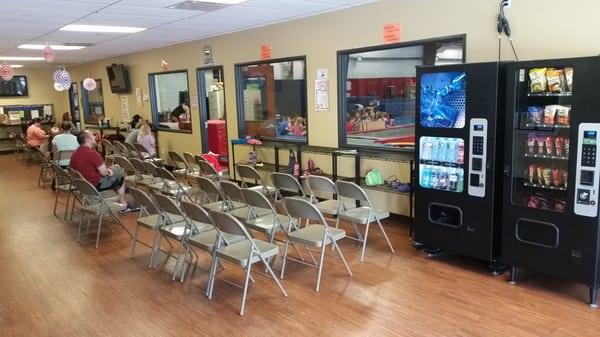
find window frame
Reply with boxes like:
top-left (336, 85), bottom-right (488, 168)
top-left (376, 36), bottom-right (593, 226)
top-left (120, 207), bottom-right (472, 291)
top-left (148, 69), bottom-right (192, 134)
top-left (336, 34), bottom-right (466, 152)
top-left (234, 55), bottom-right (308, 144)
top-left (81, 78), bottom-right (104, 125)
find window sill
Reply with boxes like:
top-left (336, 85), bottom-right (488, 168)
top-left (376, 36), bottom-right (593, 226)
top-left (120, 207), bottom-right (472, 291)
top-left (155, 127), bottom-right (192, 134)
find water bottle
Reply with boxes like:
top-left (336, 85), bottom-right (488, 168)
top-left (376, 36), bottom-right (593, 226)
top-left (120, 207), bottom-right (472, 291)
top-left (421, 165), bottom-right (431, 188)
top-left (421, 137), bottom-right (432, 161)
top-left (456, 140), bottom-right (465, 165)
top-left (449, 169), bottom-right (458, 191)
top-left (438, 138), bottom-right (447, 162)
top-left (456, 170), bottom-right (464, 192)
top-left (431, 138), bottom-right (440, 162)
top-left (430, 167), bottom-right (439, 189)
top-left (438, 167), bottom-right (448, 190)
top-left (446, 139), bottom-right (456, 164)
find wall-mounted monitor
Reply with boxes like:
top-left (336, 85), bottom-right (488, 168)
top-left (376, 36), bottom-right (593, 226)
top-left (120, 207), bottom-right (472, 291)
top-left (419, 71), bottom-right (466, 128)
top-left (0, 76), bottom-right (28, 97)
top-left (106, 64), bottom-right (131, 93)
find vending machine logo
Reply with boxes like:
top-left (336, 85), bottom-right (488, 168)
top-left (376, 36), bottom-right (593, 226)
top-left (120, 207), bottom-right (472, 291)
top-left (420, 71), bottom-right (466, 128)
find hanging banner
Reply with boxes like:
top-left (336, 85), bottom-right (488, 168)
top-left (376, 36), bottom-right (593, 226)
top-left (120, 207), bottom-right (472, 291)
top-left (383, 23), bottom-right (401, 43)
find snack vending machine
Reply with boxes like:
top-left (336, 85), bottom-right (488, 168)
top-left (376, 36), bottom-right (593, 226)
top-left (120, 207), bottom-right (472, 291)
top-left (414, 62), bottom-right (505, 267)
top-left (501, 56), bottom-right (600, 306)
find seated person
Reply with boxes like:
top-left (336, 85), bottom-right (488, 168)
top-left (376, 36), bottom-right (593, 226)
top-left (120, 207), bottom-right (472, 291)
top-left (52, 122), bottom-right (79, 167)
top-left (26, 118), bottom-right (49, 148)
top-left (70, 130), bottom-right (134, 212)
top-left (290, 117), bottom-right (307, 136)
top-left (136, 122), bottom-right (156, 157)
top-left (125, 120), bottom-right (142, 144)
top-left (169, 101), bottom-right (190, 123)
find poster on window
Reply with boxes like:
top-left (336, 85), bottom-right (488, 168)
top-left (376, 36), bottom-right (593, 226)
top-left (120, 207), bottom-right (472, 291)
top-left (315, 79), bottom-right (329, 111)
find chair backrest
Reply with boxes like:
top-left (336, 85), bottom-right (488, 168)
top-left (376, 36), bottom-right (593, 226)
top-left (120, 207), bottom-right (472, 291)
top-left (198, 160), bottom-right (218, 176)
top-left (129, 157), bottom-right (146, 174)
top-left (195, 176), bottom-right (221, 196)
top-left (134, 143), bottom-right (149, 156)
top-left (306, 175), bottom-right (337, 196)
top-left (335, 180), bottom-right (370, 204)
top-left (181, 200), bottom-right (212, 224)
top-left (101, 139), bottom-right (114, 155)
top-left (53, 164), bottom-right (71, 185)
top-left (125, 142), bottom-right (142, 159)
top-left (154, 192), bottom-right (184, 216)
top-left (236, 164), bottom-right (261, 183)
top-left (67, 167), bottom-right (84, 180)
top-left (194, 154), bottom-right (208, 164)
top-left (73, 178), bottom-right (102, 200)
top-left (130, 187), bottom-right (159, 214)
top-left (183, 152), bottom-right (198, 171)
top-left (157, 167), bottom-right (176, 182)
top-left (271, 172), bottom-right (305, 197)
top-left (169, 151), bottom-right (188, 170)
top-left (283, 197), bottom-right (327, 224)
top-left (220, 180), bottom-right (243, 202)
top-left (53, 150), bottom-right (75, 163)
top-left (242, 188), bottom-right (275, 212)
top-left (142, 161), bottom-right (159, 177)
top-left (210, 210), bottom-right (252, 239)
top-left (114, 156), bottom-right (136, 175)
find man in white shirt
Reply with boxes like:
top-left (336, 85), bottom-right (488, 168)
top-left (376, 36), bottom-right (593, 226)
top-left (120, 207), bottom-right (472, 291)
top-left (52, 122), bottom-right (79, 167)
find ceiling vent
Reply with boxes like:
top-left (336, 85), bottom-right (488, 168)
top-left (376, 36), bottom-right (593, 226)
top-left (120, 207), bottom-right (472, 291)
top-left (167, 1), bottom-right (228, 12)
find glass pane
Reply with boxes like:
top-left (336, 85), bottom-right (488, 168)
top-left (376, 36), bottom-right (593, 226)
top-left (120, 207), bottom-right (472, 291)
top-left (83, 79), bottom-right (103, 124)
top-left (419, 136), bottom-right (465, 193)
top-left (511, 66), bottom-right (573, 213)
top-left (151, 72), bottom-right (189, 131)
top-left (238, 59), bottom-right (306, 141)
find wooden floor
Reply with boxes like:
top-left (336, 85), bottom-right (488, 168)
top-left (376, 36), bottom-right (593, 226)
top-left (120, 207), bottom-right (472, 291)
top-left (1, 153), bottom-right (599, 337)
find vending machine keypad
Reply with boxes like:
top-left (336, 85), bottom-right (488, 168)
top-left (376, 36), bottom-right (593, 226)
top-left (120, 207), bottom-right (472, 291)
top-left (574, 124), bottom-right (600, 217)
top-left (468, 118), bottom-right (488, 197)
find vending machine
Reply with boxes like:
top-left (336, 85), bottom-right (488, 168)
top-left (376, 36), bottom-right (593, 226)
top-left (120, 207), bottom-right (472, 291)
top-left (501, 56), bottom-right (600, 306)
top-left (414, 62), bottom-right (505, 268)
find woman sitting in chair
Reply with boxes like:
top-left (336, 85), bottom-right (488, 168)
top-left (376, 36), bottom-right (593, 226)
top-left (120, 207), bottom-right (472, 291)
top-left (136, 121), bottom-right (156, 157)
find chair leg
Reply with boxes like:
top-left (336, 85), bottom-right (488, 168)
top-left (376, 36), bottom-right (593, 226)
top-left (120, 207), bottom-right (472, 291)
top-left (280, 239), bottom-right (290, 280)
top-left (130, 225), bottom-right (140, 258)
top-left (360, 222), bottom-right (370, 263)
top-left (172, 240), bottom-right (186, 281)
top-left (376, 217), bottom-right (395, 253)
top-left (95, 208), bottom-right (104, 249)
top-left (53, 189), bottom-right (60, 216)
top-left (64, 192), bottom-right (71, 221)
top-left (208, 255), bottom-right (220, 300)
top-left (151, 236), bottom-right (163, 269)
top-left (260, 255), bottom-right (288, 298)
top-left (239, 261), bottom-right (253, 316)
top-left (333, 239), bottom-right (353, 277)
top-left (77, 209), bottom-right (85, 243)
top-left (315, 244), bottom-right (327, 292)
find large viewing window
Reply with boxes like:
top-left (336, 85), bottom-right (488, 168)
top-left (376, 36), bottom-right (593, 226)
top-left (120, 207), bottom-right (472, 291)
top-left (338, 35), bottom-right (465, 150)
top-left (82, 79), bottom-right (104, 124)
top-left (149, 70), bottom-right (191, 133)
top-left (235, 57), bottom-right (307, 142)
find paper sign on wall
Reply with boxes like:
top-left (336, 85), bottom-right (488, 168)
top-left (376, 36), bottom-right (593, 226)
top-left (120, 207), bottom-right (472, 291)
top-left (315, 79), bottom-right (329, 111)
top-left (260, 44), bottom-right (271, 60)
top-left (31, 110), bottom-right (39, 119)
top-left (383, 23), bottom-right (401, 43)
top-left (120, 96), bottom-right (130, 122)
top-left (135, 88), bottom-right (143, 108)
top-left (190, 93), bottom-right (199, 109)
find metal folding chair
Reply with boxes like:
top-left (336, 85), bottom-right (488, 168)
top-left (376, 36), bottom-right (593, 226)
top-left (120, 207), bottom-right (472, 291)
top-left (242, 188), bottom-right (290, 243)
top-left (271, 172), bottom-right (309, 202)
top-left (194, 176), bottom-right (233, 211)
top-left (207, 210), bottom-right (287, 316)
top-left (156, 167), bottom-right (198, 201)
top-left (236, 164), bottom-right (276, 196)
top-left (73, 178), bottom-right (132, 248)
top-left (52, 164), bottom-right (75, 220)
top-left (113, 156), bottom-right (138, 186)
top-left (35, 149), bottom-right (54, 188)
top-left (112, 140), bottom-right (130, 158)
top-left (221, 180), bottom-right (268, 221)
top-left (129, 158), bottom-right (157, 187)
top-left (101, 139), bottom-right (116, 166)
top-left (335, 180), bottom-right (395, 262)
top-left (169, 151), bottom-right (189, 178)
top-left (281, 197), bottom-right (352, 292)
top-left (306, 175), bottom-right (355, 216)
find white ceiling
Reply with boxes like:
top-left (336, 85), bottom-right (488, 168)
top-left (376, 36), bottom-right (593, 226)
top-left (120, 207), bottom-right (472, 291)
top-left (0, 0), bottom-right (378, 67)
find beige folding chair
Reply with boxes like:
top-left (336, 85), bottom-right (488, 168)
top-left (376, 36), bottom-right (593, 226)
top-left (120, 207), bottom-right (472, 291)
top-left (195, 176), bottom-right (234, 211)
top-left (101, 139), bottom-right (116, 166)
top-left (134, 143), bottom-right (163, 166)
top-left (36, 149), bottom-right (54, 188)
top-left (52, 164), bottom-right (75, 220)
top-left (271, 172), bottom-right (310, 202)
top-left (129, 187), bottom-right (183, 267)
top-left (73, 178), bottom-right (132, 248)
top-left (207, 210), bottom-right (287, 316)
top-left (129, 158), bottom-right (157, 187)
top-left (113, 156), bottom-right (138, 186)
top-left (335, 180), bottom-right (395, 262)
top-left (242, 188), bottom-right (290, 243)
top-left (112, 140), bottom-right (130, 158)
top-left (306, 175), bottom-right (355, 216)
top-left (281, 197), bottom-right (352, 292)
top-left (183, 152), bottom-right (201, 175)
top-left (198, 159), bottom-right (230, 182)
top-left (236, 164), bottom-right (275, 196)
top-left (53, 150), bottom-right (75, 167)
top-left (221, 180), bottom-right (269, 221)
top-left (156, 167), bottom-right (198, 201)
top-left (169, 151), bottom-right (189, 178)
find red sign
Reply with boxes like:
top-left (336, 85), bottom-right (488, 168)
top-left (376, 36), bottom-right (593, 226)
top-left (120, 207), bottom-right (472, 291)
top-left (260, 44), bottom-right (271, 60)
top-left (383, 24), bottom-right (401, 43)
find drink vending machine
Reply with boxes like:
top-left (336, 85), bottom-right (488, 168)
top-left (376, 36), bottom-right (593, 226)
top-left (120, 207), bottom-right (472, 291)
top-left (501, 56), bottom-right (600, 306)
top-left (414, 62), bottom-right (506, 269)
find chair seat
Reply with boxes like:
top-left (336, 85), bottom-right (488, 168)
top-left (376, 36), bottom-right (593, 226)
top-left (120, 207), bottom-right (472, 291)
top-left (135, 177), bottom-right (157, 187)
top-left (338, 206), bottom-right (389, 224)
top-left (55, 183), bottom-right (74, 191)
top-left (124, 175), bottom-right (137, 182)
top-left (288, 225), bottom-right (346, 248)
top-left (203, 200), bottom-right (245, 212)
top-left (247, 185), bottom-right (276, 195)
top-left (159, 223), bottom-right (188, 241)
top-left (216, 239), bottom-right (279, 266)
top-left (80, 201), bottom-right (122, 215)
top-left (314, 199), bottom-right (356, 215)
top-left (228, 206), bottom-right (271, 221)
top-left (188, 229), bottom-right (244, 251)
top-left (137, 213), bottom-right (185, 229)
top-left (172, 168), bottom-right (187, 176)
top-left (246, 213), bottom-right (290, 233)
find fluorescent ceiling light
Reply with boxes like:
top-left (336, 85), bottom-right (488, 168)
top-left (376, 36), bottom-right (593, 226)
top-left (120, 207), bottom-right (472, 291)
top-left (60, 24), bottom-right (146, 33)
top-left (0, 56), bottom-right (45, 61)
top-left (18, 44), bottom-right (87, 50)
top-left (10, 65), bottom-right (24, 68)
top-left (192, 0), bottom-right (247, 3)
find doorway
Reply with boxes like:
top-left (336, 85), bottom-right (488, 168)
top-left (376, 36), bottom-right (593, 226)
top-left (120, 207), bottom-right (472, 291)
top-left (197, 66), bottom-right (228, 166)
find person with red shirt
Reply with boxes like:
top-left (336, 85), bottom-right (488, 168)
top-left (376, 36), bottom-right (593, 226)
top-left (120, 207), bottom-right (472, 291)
top-left (26, 118), bottom-right (49, 148)
top-left (70, 130), bottom-right (133, 211)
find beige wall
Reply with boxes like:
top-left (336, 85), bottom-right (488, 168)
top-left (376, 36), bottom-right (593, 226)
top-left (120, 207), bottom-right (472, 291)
top-left (44, 0), bottom-right (600, 214)
top-left (1, 67), bottom-right (69, 118)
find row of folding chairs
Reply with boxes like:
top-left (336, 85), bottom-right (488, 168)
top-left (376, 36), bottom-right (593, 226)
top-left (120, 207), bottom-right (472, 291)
top-left (101, 139), bottom-right (162, 167)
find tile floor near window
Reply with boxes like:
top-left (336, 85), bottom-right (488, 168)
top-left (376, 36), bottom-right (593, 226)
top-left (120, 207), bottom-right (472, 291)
top-left (0, 153), bottom-right (598, 337)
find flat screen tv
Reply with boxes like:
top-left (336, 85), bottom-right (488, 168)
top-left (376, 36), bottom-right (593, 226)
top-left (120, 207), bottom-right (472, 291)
top-left (0, 76), bottom-right (28, 97)
top-left (419, 71), bottom-right (466, 128)
top-left (106, 64), bottom-right (131, 93)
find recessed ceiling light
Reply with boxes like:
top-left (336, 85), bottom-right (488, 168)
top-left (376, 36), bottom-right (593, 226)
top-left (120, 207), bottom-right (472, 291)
top-left (0, 56), bottom-right (45, 61)
top-left (10, 65), bottom-right (24, 68)
top-left (60, 24), bottom-right (146, 33)
top-left (18, 44), bottom-right (87, 50)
